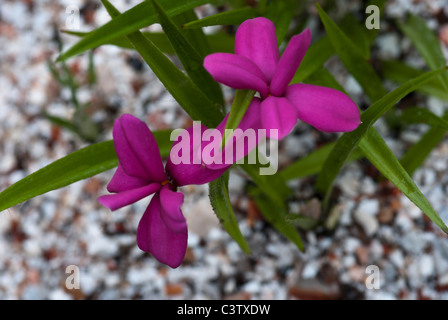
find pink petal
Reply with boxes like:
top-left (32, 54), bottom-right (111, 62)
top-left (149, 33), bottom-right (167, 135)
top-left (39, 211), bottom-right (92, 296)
top-left (235, 17), bottom-right (279, 81)
top-left (285, 84), bottom-right (361, 132)
top-left (166, 124), bottom-right (229, 186)
top-left (260, 96), bottom-right (298, 140)
top-left (204, 53), bottom-right (269, 98)
top-left (136, 194), bottom-right (187, 268)
top-left (107, 164), bottom-right (148, 193)
top-left (113, 114), bottom-right (166, 182)
top-left (98, 183), bottom-right (161, 211)
top-left (159, 185), bottom-right (186, 234)
top-left (270, 29), bottom-right (311, 97)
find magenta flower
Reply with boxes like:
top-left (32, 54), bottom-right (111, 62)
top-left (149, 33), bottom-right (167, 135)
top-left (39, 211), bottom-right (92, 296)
top-left (204, 17), bottom-right (361, 139)
top-left (98, 114), bottom-right (229, 268)
top-left (98, 108), bottom-right (260, 268)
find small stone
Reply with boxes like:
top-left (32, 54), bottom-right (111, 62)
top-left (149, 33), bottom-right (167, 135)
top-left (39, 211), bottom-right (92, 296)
top-left (354, 210), bottom-right (378, 236)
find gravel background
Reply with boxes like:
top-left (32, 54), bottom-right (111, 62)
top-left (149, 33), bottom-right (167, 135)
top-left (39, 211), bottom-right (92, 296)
top-left (1, 0), bottom-right (448, 300)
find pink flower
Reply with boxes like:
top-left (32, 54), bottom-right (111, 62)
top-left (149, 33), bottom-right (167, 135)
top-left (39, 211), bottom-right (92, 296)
top-left (98, 107), bottom-right (260, 268)
top-left (98, 115), bottom-right (225, 268)
top-left (204, 17), bottom-right (361, 139)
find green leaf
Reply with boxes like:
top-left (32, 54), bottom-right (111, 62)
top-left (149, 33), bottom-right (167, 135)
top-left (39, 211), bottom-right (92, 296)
top-left (316, 67), bottom-right (447, 198)
top-left (102, 0), bottom-right (224, 127)
top-left (400, 107), bottom-right (448, 129)
top-left (381, 60), bottom-right (448, 101)
top-left (291, 36), bottom-right (335, 85)
top-left (280, 142), bottom-right (363, 181)
top-left (173, 9), bottom-right (211, 57)
top-left (397, 14), bottom-right (448, 90)
top-left (400, 111), bottom-right (448, 175)
top-left (359, 128), bottom-right (448, 234)
top-left (263, 0), bottom-right (297, 44)
top-left (57, 0), bottom-right (215, 62)
top-left (223, 89), bottom-right (256, 146)
top-left (239, 151), bottom-right (292, 208)
top-left (249, 186), bottom-right (304, 251)
top-left (209, 173), bottom-right (250, 253)
top-left (0, 129), bottom-right (173, 212)
top-left (183, 7), bottom-right (258, 28)
top-left (0, 141), bottom-right (117, 212)
top-left (149, 0), bottom-right (224, 108)
top-left (316, 3), bottom-right (386, 102)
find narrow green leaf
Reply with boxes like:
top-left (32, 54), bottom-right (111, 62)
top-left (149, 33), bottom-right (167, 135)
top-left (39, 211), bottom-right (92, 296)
top-left (239, 152), bottom-right (292, 208)
top-left (381, 60), bottom-right (448, 101)
top-left (57, 0), bottom-right (214, 61)
top-left (400, 107), bottom-right (448, 129)
top-left (0, 141), bottom-right (117, 212)
top-left (280, 142), bottom-right (363, 181)
top-left (397, 14), bottom-right (448, 90)
top-left (0, 130), bottom-right (173, 212)
top-left (263, 0), bottom-right (297, 44)
top-left (209, 173), bottom-right (250, 253)
top-left (63, 30), bottom-right (235, 55)
top-left (316, 67), bottom-right (447, 196)
top-left (400, 111), bottom-right (448, 175)
top-left (183, 7), bottom-right (258, 28)
top-left (223, 89), bottom-right (256, 146)
top-left (316, 3), bottom-right (386, 102)
top-left (102, 0), bottom-right (224, 127)
top-left (249, 187), bottom-right (304, 251)
top-left (173, 9), bottom-right (211, 57)
top-left (359, 128), bottom-right (448, 233)
top-left (149, 0), bottom-right (224, 108)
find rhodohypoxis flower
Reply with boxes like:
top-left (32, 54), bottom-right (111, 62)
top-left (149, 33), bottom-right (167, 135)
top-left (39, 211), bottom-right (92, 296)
top-left (98, 106), bottom-right (260, 268)
top-left (204, 17), bottom-right (361, 139)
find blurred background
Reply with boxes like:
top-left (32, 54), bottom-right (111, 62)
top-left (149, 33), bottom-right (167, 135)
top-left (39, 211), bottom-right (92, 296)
top-left (1, 0), bottom-right (448, 299)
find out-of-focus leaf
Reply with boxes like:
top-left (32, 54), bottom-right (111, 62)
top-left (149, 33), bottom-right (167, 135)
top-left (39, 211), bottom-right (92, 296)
top-left (57, 0), bottom-right (215, 61)
top-left (359, 128), bottom-right (448, 234)
top-left (209, 172), bottom-right (250, 253)
top-left (280, 142), bottom-right (363, 181)
top-left (291, 36), bottom-right (335, 85)
top-left (381, 60), bottom-right (448, 101)
top-left (400, 107), bottom-right (448, 129)
top-left (249, 186), bottom-right (304, 251)
top-left (400, 111), bottom-right (448, 175)
top-left (239, 152), bottom-right (292, 208)
top-left (263, 0), bottom-right (298, 44)
top-left (397, 14), bottom-right (448, 90)
top-left (183, 7), bottom-right (258, 28)
top-left (316, 3), bottom-right (386, 102)
top-left (150, 0), bottom-right (224, 108)
top-left (102, 0), bottom-right (224, 127)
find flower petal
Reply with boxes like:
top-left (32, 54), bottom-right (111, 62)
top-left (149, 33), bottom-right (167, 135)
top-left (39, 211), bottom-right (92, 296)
top-left (285, 84), bottom-right (361, 132)
top-left (137, 194), bottom-right (187, 268)
top-left (107, 164), bottom-right (148, 193)
top-left (159, 185), bottom-right (186, 234)
top-left (235, 17), bottom-right (279, 81)
top-left (260, 96), bottom-right (298, 140)
top-left (204, 53), bottom-right (268, 97)
top-left (270, 29), bottom-right (311, 97)
top-left (113, 114), bottom-right (166, 182)
top-left (166, 124), bottom-right (229, 186)
top-left (98, 183), bottom-right (161, 211)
